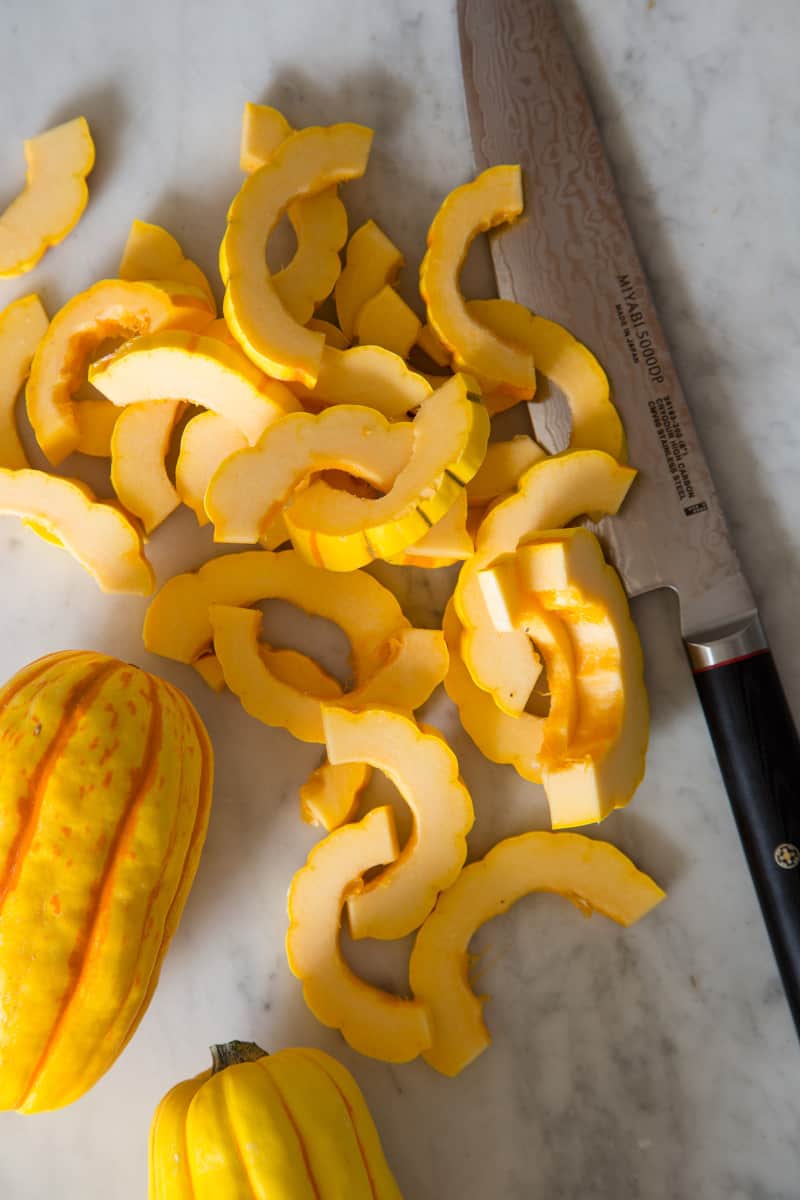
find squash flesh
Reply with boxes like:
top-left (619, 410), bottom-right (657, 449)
top-left (110, 399), bottom-right (184, 534)
top-left (0, 294), bottom-right (50, 469)
top-left (291, 343), bottom-right (430, 420)
top-left (299, 760), bottom-right (372, 831)
top-left (353, 285), bottom-right (421, 359)
top-left (119, 218), bottom-right (216, 313)
top-left (335, 219), bottom-right (404, 339)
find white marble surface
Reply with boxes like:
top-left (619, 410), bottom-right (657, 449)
top-left (1, 1), bottom-right (799, 1196)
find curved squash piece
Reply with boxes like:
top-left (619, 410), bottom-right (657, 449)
top-left (389, 490), bottom-right (472, 567)
top-left (74, 395), bottom-right (119, 457)
top-left (119, 219), bottom-right (215, 313)
top-left (340, 627), bottom-right (449, 712)
top-left (420, 167), bottom-right (534, 398)
top-left (0, 118), bottom-right (94, 278)
top-left (285, 373), bottom-right (490, 571)
top-left (306, 317), bottom-right (349, 350)
top-left (0, 295), bottom-right (49, 468)
top-left (26, 279), bottom-right (210, 465)
top-left (299, 759), bottom-right (372, 831)
top-left (221, 123), bottom-right (373, 385)
top-left (143, 548), bottom-right (408, 672)
top-left (110, 399), bottom-right (184, 533)
top-left (239, 101), bottom-right (292, 171)
top-left (353, 285), bottom-right (421, 359)
top-left (416, 322), bottom-right (451, 367)
top-left (335, 219), bottom-right (404, 339)
top-left (89, 329), bottom-right (299, 445)
top-left (466, 435), bottom-right (546, 508)
top-left (324, 707), bottom-right (474, 940)
top-left (175, 410), bottom-right (248, 527)
top-left (192, 640), bottom-right (339, 696)
top-left (0, 468), bottom-right (154, 594)
top-left (468, 299), bottom-right (625, 457)
top-left (410, 831), bottom-right (665, 1076)
top-left (286, 804), bottom-right (432, 1062)
top-left (455, 450), bottom-right (637, 714)
top-left (442, 601), bottom-right (543, 781)
top-left (482, 528), bottom-right (648, 826)
top-left (206, 405), bottom-right (414, 545)
top-left (292, 343), bottom-right (431, 420)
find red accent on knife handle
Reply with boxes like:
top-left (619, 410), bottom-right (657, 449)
top-left (693, 648), bottom-right (800, 1034)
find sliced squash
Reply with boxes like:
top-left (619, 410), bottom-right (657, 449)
top-left (0, 295), bottom-right (49, 469)
top-left (119, 218), bottom-right (216, 312)
top-left (0, 468), bottom-right (153, 594)
top-left (299, 759), bottom-right (372, 831)
top-left (324, 707), bottom-right (474, 940)
top-left (306, 318), bottom-right (349, 351)
top-left (336, 627), bottom-right (449, 712)
top-left (192, 652), bottom-right (226, 693)
top-left (143, 548), bottom-right (408, 674)
top-left (389, 490), bottom-right (473, 567)
top-left (480, 527), bottom-right (648, 826)
top-left (0, 118), bottom-right (94, 277)
top-left (409, 831), bottom-right (665, 1076)
top-left (74, 394), bottom-right (119, 457)
top-left (335, 220), bottom-right (404, 339)
top-left (205, 405), bottom-right (413, 545)
top-left (468, 299), bottom-right (625, 457)
top-left (175, 411), bottom-right (248, 527)
top-left (286, 804), bottom-right (432, 1062)
top-left (110, 399), bottom-right (184, 533)
top-left (239, 102), bottom-right (292, 172)
top-left (420, 167), bottom-right (534, 399)
top-left (416, 322), bottom-right (451, 368)
top-left (353, 285), bottom-right (421, 359)
top-left (284, 373), bottom-right (490, 570)
top-left (455, 450), bottom-right (637, 714)
top-left (221, 123), bottom-right (373, 386)
top-left (466, 436), bottom-right (546, 507)
top-left (291, 344), bottom-right (431, 420)
top-left (26, 279), bottom-right (211, 465)
top-left (442, 601), bottom-right (543, 782)
top-left (89, 329), bottom-right (299, 445)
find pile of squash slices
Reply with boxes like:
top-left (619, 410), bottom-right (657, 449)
top-left (0, 104), bottom-right (664, 1076)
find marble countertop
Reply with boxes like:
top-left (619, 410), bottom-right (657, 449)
top-left (1, 1), bottom-right (799, 1196)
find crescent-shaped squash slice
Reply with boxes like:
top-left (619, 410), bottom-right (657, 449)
top-left (205, 405), bottom-right (414, 545)
top-left (419, 167), bottom-right (534, 399)
top-left (110, 399), bottom-right (184, 533)
top-left (0, 295), bottom-right (49, 468)
top-left (299, 759), bottom-right (372, 831)
top-left (481, 527), bottom-right (648, 825)
top-left (175, 410), bottom-right (249, 527)
top-left (143, 548), bottom-right (408, 672)
top-left (73, 395), bottom-right (119, 457)
top-left (442, 601), bottom-right (543, 781)
top-left (286, 804), bottom-right (432, 1062)
top-left (468, 299), bottom-right (625, 457)
top-left (389, 489), bottom-right (472, 568)
top-left (291, 344), bottom-right (431, 420)
top-left (240, 101), bottom-right (292, 171)
top-left (211, 607), bottom-right (447, 743)
top-left (192, 640), bottom-right (341, 696)
top-left (0, 468), bottom-right (154, 594)
top-left (221, 123), bottom-right (373, 386)
top-left (306, 318), bottom-right (349, 350)
top-left (119, 219), bottom-right (216, 313)
top-left (89, 329), bottom-right (299, 445)
top-left (416, 322), bottom-right (450, 368)
top-left (323, 707), bottom-right (474, 940)
top-left (26, 279), bottom-right (211, 465)
top-left (335, 220), bottom-right (404, 340)
top-left (353, 285), bottom-right (421, 360)
top-left (409, 831), bottom-right (665, 1076)
top-left (455, 450), bottom-right (637, 714)
top-left (466, 436), bottom-right (547, 508)
top-left (0, 118), bottom-right (94, 278)
top-left (284, 373), bottom-right (490, 571)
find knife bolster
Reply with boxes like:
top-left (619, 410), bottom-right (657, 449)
top-left (686, 613), bottom-right (766, 672)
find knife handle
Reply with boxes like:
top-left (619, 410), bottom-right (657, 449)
top-left (690, 631), bottom-right (800, 1032)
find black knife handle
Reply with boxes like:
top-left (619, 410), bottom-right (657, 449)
top-left (691, 639), bottom-right (800, 1031)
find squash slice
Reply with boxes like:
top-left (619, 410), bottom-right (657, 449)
top-left (409, 831), bottom-right (665, 1076)
top-left (175, 411), bottom-right (248, 527)
top-left (468, 299), bottom-right (625, 457)
top-left (221, 123), bottom-right (373, 386)
top-left (110, 399), bottom-right (184, 533)
top-left (26, 279), bottom-right (211, 465)
top-left (455, 450), bottom-right (636, 714)
top-left (292, 344), bottom-right (430, 420)
top-left (353, 285), bottom-right (421, 359)
top-left (0, 295), bottom-right (49, 469)
top-left (420, 166), bottom-right (534, 399)
top-left (286, 805), bottom-right (432, 1062)
top-left (206, 405), bottom-right (414, 545)
top-left (416, 322), bottom-right (450, 368)
top-left (284, 373), bottom-right (490, 571)
top-left (299, 759), bottom-right (372, 831)
top-left (466, 435), bottom-right (546, 508)
top-left (0, 468), bottom-right (153, 594)
top-left (0, 118), bottom-right (94, 278)
top-left (143, 548), bottom-right (408, 672)
top-left (306, 318), bottom-right (349, 350)
top-left (119, 218), bottom-right (216, 312)
top-left (89, 329), bottom-right (299, 445)
top-left (480, 528), bottom-right (648, 825)
top-left (389, 490), bottom-right (473, 567)
top-left (335, 220), bottom-right (404, 339)
top-left (73, 395), bottom-right (119, 457)
top-left (324, 707), bottom-right (474, 940)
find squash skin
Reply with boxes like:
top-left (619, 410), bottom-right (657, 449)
top-left (149, 1041), bottom-right (403, 1199)
top-left (0, 650), bottom-right (213, 1113)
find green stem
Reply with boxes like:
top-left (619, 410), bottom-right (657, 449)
top-left (209, 1041), bottom-right (268, 1073)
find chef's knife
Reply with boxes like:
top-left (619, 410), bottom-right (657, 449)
top-left (459, 0), bottom-right (800, 1033)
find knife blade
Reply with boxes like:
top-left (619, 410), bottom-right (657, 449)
top-left (459, 0), bottom-right (800, 1035)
